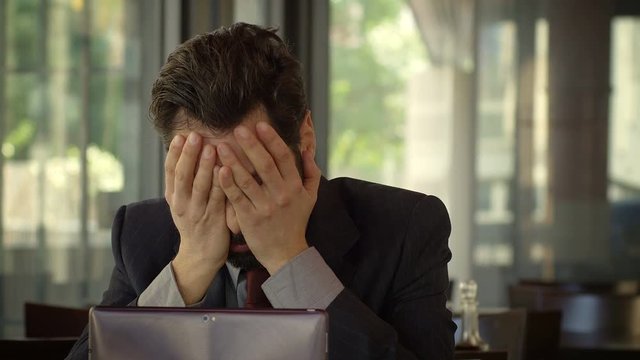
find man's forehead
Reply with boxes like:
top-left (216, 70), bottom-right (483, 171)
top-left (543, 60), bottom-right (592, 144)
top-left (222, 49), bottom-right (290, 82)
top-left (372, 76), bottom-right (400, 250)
top-left (174, 106), bottom-right (271, 139)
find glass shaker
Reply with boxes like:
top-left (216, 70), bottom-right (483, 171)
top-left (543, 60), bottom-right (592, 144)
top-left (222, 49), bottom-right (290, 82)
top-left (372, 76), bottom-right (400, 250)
top-left (455, 280), bottom-right (488, 351)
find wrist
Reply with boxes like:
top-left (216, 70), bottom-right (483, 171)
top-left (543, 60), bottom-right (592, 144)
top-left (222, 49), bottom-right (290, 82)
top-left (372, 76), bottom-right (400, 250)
top-left (172, 250), bottom-right (224, 305)
top-left (173, 250), bottom-right (224, 274)
top-left (264, 242), bottom-right (309, 275)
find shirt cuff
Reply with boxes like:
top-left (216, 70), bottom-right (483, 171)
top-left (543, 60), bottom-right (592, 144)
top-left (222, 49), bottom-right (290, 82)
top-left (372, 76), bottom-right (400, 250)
top-left (262, 247), bottom-right (344, 309)
top-left (138, 262), bottom-right (204, 307)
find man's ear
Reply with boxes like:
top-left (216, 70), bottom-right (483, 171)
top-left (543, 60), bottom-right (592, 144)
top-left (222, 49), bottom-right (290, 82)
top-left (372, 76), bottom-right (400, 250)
top-left (299, 110), bottom-right (316, 157)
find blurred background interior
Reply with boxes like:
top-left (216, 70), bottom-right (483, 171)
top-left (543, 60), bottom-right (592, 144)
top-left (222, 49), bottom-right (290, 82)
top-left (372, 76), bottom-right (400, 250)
top-left (0, 0), bottom-right (639, 347)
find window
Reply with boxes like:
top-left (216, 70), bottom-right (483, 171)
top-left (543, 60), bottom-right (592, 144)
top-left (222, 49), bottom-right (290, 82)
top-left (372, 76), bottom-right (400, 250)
top-left (328, 0), bottom-right (475, 288)
top-left (329, 0), bottom-right (640, 307)
top-left (0, 0), bottom-right (165, 336)
top-left (608, 16), bottom-right (640, 274)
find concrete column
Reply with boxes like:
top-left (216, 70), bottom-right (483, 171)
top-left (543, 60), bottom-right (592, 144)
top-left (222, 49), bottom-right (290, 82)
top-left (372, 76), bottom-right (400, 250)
top-left (546, 0), bottom-right (613, 273)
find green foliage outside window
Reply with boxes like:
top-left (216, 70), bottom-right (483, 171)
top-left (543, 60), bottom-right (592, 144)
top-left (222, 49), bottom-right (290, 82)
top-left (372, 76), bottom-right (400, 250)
top-left (330, 0), bottom-right (429, 182)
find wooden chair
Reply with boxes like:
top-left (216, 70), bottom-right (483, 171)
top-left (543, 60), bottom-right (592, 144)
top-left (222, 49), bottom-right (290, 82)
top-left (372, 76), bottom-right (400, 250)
top-left (454, 308), bottom-right (527, 360)
top-left (24, 302), bottom-right (89, 338)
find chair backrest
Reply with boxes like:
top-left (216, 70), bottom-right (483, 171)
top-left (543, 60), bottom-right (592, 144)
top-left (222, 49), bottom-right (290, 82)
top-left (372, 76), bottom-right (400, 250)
top-left (509, 285), bottom-right (640, 337)
top-left (454, 308), bottom-right (527, 360)
top-left (522, 310), bottom-right (562, 360)
top-left (0, 338), bottom-right (77, 360)
top-left (518, 279), bottom-right (640, 295)
top-left (24, 302), bottom-right (89, 338)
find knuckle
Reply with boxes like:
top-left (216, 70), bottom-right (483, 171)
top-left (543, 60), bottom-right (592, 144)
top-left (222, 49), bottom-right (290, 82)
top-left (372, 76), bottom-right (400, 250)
top-left (292, 181), bottom-right (304, 193)
top-left (192, 181), bottom-right (208, 195)
top-left (259, 160), bottom-right (277, 175)
top-left (278, 149), bottom-right (292, 162)
top-left (172, 206), bottom-right (186, 218)
top-left (239, 177), bottom-right (254, 191)
top-left (167, 147), bottom-right (180, 159)
top-left (208, 194), bottom-right (224, 211)
top-left (164, 161), bottom-right (175, 173)
top-left (275, 194), bottom-right (291, 207)
top-left (187, 212), bottom-right (200, 224)
top-left (228, 191), bottom-right (243, 203)
top-left (261, 204), bottom-right (275, 218)
top-left (175, 168), bottom-right (187, 182)
top-left (211, 182), bottom-right (223, 193)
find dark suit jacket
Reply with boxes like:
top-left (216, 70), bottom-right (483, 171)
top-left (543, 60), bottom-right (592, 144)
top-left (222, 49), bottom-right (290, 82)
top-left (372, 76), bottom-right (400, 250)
top-left (67, 177), bottom-right (455, 359)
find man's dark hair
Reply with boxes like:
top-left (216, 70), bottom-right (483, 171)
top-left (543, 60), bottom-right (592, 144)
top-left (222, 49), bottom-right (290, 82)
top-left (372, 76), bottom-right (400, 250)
top-left (149, 23), bottom-right (307, 148)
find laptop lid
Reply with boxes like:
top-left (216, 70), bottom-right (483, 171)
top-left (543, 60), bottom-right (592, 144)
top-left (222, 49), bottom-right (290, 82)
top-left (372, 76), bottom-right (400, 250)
top-left (89, 307), bottom-right (328, 360)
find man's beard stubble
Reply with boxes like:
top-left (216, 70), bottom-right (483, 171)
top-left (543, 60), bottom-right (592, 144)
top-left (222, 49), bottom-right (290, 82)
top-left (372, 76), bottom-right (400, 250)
top-left (227, 233), bottom-right (263, 270)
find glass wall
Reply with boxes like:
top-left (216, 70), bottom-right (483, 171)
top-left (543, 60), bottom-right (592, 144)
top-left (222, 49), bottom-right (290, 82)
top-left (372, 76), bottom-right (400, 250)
top-left (472, 1), bottom-right (517, 303)
top-left (0, 0), bottom-right (162, 336)
top-left (329, 0), bottom-right (428, 185)
top-left (468, 0), bottom-right (640, 306)
top-left (607, 16), bottom-right (640, 276)
top-left (329, 0), bottom-right (640, 307)
top-left (328, 0), bottom-right (476, 295)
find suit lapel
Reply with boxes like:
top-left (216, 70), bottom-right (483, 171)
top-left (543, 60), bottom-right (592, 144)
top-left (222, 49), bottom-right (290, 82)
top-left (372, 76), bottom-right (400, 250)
top-left (306, 177), bottom-right (359, 287)
top-left (202, 269), bottom-right (227, 308)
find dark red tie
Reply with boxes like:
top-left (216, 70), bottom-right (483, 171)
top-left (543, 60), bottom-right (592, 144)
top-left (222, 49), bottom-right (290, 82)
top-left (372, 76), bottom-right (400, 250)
top-left (244, 268), bottom-right (272, 308)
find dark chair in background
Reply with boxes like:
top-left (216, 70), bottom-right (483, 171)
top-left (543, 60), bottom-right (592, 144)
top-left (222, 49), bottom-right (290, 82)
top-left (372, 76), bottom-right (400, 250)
top-left (509, 285), bottom-right (640, 336)
top-left (454, 350), bottom-right (508, 360)
top-left (454, 308), bottom-right (527, 360)
top-left (510, 284), bottom-right (640, 359)
top-left (24, 302), bottom-right (89, 338)
top-left (0, 303), bottom-right (89, 359)
top-left (455, 307), bottom-right (563, 360)
top-left (522, 310), bottom-right (562, 360)
top-left (518, 279), bottom-right (640, 295)
top-left (0, 338), bottom-right (78, 360)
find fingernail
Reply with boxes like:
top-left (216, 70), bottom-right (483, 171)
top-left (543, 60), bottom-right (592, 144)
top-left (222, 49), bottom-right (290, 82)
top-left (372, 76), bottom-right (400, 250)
top-left (235, 126), bottom-right (250, 140)
top-left (202, 146), bottom-right (213, 159)
top-left (188, 132), bottom-right (199, 145)
top-left (256, 122), bottom-right (270, 132)
top-left (173, 135), bottom-right (184, 147)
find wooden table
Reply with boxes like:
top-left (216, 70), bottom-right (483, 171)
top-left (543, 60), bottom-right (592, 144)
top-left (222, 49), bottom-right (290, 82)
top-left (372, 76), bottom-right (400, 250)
top-left (560, 332), bottom-right (640, 360)
top-left (454, 350), bottom-right (508, 360)
top-left (0, 337), bottom-right (77, 360)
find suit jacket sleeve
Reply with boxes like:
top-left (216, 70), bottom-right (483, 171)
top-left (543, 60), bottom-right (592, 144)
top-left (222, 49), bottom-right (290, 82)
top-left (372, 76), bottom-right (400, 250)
top-left (65, 205), bottom-right (138, 360)
top-left (326, 196), bottom-right (455, 360)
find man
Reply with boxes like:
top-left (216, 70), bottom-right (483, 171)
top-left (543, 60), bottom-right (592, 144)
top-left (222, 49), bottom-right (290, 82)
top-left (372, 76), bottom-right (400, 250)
top-left (67, 23), bottom-right (455, 359)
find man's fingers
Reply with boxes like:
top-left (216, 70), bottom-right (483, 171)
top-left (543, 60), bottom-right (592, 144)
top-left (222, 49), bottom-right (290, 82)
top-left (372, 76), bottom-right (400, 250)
top-left (302, 150), bottom-right (321, 199)
top-left (255, 122), bottom-right (300, 182)
top-left (209, 165), bottom-right (226, 212)
top-left (217, 143), bottom-right (265, 208)
top-left (234, 125), bottom-right (285, 194)
top-left (218, 166), bottom-right (255, 214)
top-left (204, 165), bottom-right (228, 226)
top-left (191, 144), bottom-right (216, 211)
top-left (165, 135), bottom-right (185, 204)
top-left (174, 132), bottom-right (203, 209)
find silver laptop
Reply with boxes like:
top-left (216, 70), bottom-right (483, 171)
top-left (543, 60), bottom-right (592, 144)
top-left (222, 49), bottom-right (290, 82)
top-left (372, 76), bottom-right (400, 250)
top-left (89, 307), bottom-right (328, 360)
